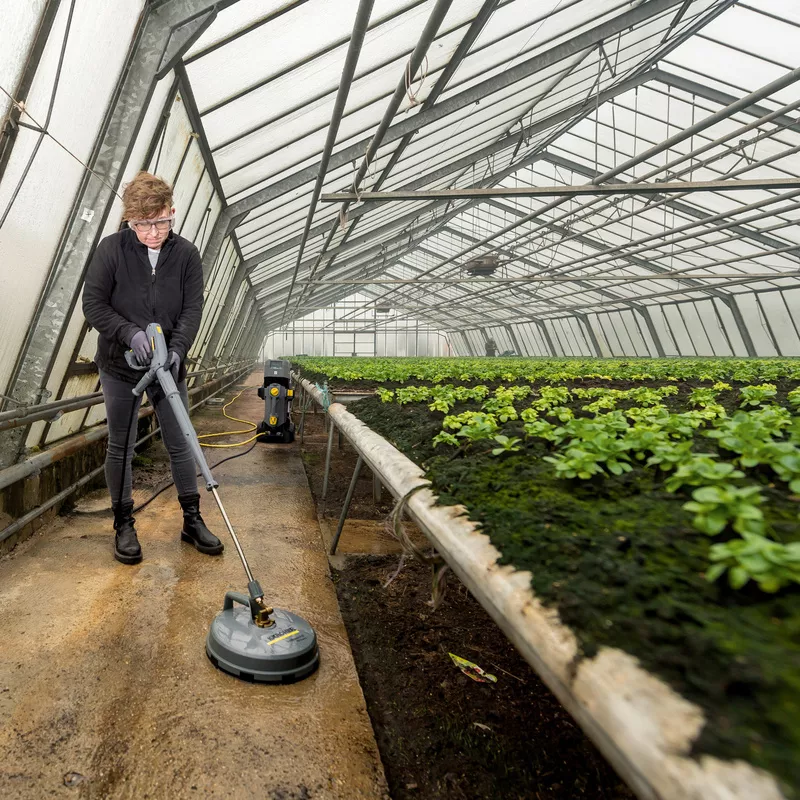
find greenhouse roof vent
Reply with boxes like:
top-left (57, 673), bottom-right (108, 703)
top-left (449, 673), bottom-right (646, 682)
top-left (376, 306), bottom-right (392, 314)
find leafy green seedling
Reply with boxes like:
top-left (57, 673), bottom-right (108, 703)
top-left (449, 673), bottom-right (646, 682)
top-left (739, 383), bottom-right (777, 407)
top-left (432, 431), bottom-right (460, 448)
top-left (707, 533), bottom-right (800, 593)
top-left (491, 435), bottom-right (522, 456)
top-left (683, 484), bottom-right (764, 537)
top-left (664, 457), bottom-right (744, 493)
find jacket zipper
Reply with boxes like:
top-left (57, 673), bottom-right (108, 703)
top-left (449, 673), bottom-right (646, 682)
top-left (150, 261), bottom-right (156, 321)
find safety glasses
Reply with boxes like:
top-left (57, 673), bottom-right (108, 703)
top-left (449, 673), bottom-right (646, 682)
top-left (128, 216), bottom-right (174, 233)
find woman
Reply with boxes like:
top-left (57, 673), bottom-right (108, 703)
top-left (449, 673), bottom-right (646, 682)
top-left (83, 171), bottom-right (223, 564)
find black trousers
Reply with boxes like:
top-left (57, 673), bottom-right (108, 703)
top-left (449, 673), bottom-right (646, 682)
top-left (99, 370), bottom-right (197, 506)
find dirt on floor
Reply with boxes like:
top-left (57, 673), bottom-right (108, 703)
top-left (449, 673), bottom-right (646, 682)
top-left (298, 410), bottom-right (634, 800)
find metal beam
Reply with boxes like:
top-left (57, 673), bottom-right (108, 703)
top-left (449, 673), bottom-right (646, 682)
top-left (236, 68), bottom-right (654, 271)
top-left (224, 0), bottom-right (691, 218)
top-left (544, 152), bottom-right (800, 267)
top-left (280, 0), bottom-right (377, 321)
top-left (654, 69), bottom-right (800, 136)
top-left (284, 0), bottom-right (456, 323)
top-left (288, 0), bottom-right (495, 317)
top-left (299, 272), bottom-right (800, 285)
top-left (306, 58), bottom-right (800, 325)
top-left (321, 177), bottom-right (800, 203)
top-left (0, 0), bottom-right (62, 182)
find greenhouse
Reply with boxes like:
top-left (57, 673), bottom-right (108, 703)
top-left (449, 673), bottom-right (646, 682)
top-left (0, 1), bottom-right (799, 798)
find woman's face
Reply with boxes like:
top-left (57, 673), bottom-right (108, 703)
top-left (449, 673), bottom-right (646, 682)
top-left (131, 205), bottom-right (175, 249)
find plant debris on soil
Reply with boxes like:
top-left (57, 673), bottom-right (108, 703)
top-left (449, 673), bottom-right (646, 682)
top-left (346, 381), bottom-right (800, 797)
top-left (335, 554), bottom-right (635, 800)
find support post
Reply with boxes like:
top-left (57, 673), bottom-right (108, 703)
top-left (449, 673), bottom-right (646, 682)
top-left (204, 254), bottom-right (247, 361)
top-left (721, 296), bottom-right (757, 356)
top-left (575, 314), bottom-right (602, 357)
top-left (321, 418), bottom-right (335, 515)
top-left (536, 321), bottom-right (557, 356)
top-left (330, 455), bottom-right (364, 555)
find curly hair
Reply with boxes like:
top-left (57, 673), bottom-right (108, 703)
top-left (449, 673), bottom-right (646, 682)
top-left (122, 171), bottom-right (173, 221)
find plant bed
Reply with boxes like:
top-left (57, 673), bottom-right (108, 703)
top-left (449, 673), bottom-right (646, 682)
top-left (335, 554), bottom-right (634, 800)
top-left (298, 358), bottom-right (800, 798)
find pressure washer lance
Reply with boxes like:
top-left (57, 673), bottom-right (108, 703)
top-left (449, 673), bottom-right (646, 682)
top-left (125, 323), bottom-right (274, 628)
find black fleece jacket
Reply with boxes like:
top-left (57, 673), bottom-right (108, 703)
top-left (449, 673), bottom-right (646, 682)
top-left (82, 228), bottom-right (204, 383)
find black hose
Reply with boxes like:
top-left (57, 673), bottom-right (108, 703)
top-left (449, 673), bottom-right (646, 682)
top-left (116, 395), bottom-right (140, 511)
top-left (79, 385), bottom-right (259, 516)
top-left (131, 442), bottom-right (257, 514)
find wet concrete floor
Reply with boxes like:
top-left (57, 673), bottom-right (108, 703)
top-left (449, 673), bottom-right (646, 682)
top-left (0, 371), bottom-right (388, 799)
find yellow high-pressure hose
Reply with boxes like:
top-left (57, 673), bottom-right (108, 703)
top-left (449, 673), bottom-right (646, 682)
top-left (198, 390), bottom-right (261, 448)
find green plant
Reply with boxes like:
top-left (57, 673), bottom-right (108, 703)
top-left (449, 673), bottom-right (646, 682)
top-left (683, 484), bottom-right (764, 536)
top-left (376, 388), bottom-right (395, 402)
top-left (491, 435), bottom-right (522, 456)
top-left (707, 533), bottom-right (800, 592)
top-left (739, 383), bottom-right (778, 408)
top-left (645, 439), bottom-right (696, 471)
top-left (531, 386), bottom-right (571, 411)
top-left (664, 456), bottom-right (744, 493)
top-left (456, 413), bottom-right (499, 442)
top-left (544, 447), bottom-right (609, 479)
top-left (522, 418), bottom-right (558, 441)
top-left (688, 387), bottom-right (719, 407)
top-left (432, 431), bottom-right (460, 447)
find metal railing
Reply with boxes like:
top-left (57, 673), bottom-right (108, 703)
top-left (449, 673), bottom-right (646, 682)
top-left (0, 364), bottom-right (253, 545)
top-left (0, 360), bottom-right (250, 432)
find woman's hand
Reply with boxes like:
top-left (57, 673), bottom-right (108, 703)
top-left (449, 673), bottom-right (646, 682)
top-left (130, 331), bottom-right (152, 366)
top-left (169, 351), bottom-right (180, 382)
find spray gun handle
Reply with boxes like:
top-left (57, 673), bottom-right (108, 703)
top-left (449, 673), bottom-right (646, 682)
top-left (132, 368), bottom-right (157, 396)
top-left (124, 350), bottom-right (149, 371)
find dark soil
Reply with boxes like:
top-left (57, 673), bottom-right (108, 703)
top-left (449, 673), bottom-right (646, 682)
top-left (335, 555), bottom-right (635, 800)
top-left (298, 410), bottom-right (636, 799)
top-left (349, 386), bottom-right (800, 796)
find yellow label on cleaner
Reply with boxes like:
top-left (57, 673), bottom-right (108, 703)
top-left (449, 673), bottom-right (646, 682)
top-left (267, 628), bottom-right (300, 646)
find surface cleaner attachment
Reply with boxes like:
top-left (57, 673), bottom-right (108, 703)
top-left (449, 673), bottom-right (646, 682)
top-left (126, 323), bottom-right (319, 683)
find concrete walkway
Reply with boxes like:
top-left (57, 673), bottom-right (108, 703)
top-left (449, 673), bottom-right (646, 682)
top-left (0, 371), bottom-right (388, 799)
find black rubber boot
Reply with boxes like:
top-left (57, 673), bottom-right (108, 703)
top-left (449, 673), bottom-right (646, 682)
top-left (113, 501), bottom-right (142, 565)
top-left (178, 493), bottom-right (224, 555)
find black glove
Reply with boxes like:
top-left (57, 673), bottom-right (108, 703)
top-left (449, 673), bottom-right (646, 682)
top-left (169, 351), bottom-right (180, 382)
top-left (130, 330), bottom-right (151, 366)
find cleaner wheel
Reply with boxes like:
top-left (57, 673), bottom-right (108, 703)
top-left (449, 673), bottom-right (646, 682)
top-left (206, 598), bottom-right (319, 683)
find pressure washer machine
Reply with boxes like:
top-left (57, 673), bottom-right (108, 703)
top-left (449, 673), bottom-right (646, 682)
top-left (257, 360), bottom-right (295, 444)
